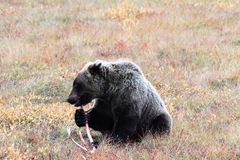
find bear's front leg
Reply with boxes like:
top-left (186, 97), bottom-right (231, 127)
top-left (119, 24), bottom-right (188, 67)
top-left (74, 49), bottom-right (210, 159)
top-left (75, 108), bottom-right (114, 133)
top-left (75, 109), bottom-right (87, 127)
top-left (111, 113), bottom-right (139, 143)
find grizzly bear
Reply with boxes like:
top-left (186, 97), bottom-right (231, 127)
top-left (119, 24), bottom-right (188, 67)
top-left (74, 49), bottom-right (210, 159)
top-left (67, 60), bottom-right (172, 142)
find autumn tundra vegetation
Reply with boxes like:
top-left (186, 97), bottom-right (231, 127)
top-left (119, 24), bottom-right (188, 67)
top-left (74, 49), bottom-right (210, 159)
top-left (0, 0), bottom-right (239, 159)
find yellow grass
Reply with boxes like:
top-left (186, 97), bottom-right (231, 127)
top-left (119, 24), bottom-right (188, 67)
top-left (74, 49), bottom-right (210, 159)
top-left (0, 0), bottom-right (239, 159)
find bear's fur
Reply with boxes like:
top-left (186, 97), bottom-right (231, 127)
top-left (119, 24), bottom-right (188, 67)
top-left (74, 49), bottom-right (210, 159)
top-left (67, 60), bottom-right (172, 142)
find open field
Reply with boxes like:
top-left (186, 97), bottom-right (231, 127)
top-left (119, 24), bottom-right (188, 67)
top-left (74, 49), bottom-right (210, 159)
top-left (0, 0), bottom-right (240, 159)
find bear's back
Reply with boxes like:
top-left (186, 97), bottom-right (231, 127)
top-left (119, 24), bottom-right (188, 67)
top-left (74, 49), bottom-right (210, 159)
top-left (111, 60), bottom-right (143, 76)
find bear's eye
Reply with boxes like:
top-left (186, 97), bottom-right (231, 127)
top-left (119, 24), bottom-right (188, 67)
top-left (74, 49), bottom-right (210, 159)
top-left (73, 80), bottom-right (81, 89)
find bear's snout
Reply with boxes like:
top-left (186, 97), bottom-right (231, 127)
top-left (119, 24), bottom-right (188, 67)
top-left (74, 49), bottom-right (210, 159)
top-left (66, 96), bottom-right (79, 105)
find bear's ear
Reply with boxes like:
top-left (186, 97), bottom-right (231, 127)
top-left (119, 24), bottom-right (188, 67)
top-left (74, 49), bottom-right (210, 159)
top-left (88, 61), bottom-right (102, 74)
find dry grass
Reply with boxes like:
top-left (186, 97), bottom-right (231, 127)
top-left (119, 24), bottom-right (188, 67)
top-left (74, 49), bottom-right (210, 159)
top-left (0, 0), bottom-right (240, 159)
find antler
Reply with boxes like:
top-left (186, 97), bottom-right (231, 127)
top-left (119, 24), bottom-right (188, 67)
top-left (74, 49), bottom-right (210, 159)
top-left (85, 121), bottom-right (96, 153)
top-left (67, 106), bottom-right (96, 155)
top-left (79, 130), bottom-right (87, 146)
top-left (67, 127), bottom-right (88, 152)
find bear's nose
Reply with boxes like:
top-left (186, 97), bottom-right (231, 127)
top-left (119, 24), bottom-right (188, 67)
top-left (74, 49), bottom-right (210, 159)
top-left (66, 97), bottom-right (77, 104)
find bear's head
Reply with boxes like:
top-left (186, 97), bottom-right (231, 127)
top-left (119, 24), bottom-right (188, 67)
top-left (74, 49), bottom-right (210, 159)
top-left (66, 60), bottom-right (109, 107)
